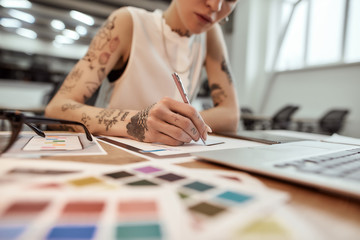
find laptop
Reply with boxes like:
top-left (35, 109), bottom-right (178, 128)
top-left (192, 141), bottom-right (360, 200)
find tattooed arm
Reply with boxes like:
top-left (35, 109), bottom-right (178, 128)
top-left (45, 9), bottom-right (137, 136)
top-left (201, 24), bottom-right (240, 133)
top-left (45, 8), bottom-right (208, 145)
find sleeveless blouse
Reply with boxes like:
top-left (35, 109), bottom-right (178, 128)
top-left (95, 7), bottom-right (206, 110)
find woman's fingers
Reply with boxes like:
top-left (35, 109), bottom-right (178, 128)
top-left (139, 97), bottom-right (211, 145)
top-left (165, 98), bottom-right (210, 141)
top-left (146, 115), bottom-right (192, 143)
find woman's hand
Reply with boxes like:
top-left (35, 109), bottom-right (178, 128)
top-left (126, 97), bottom-right (211, 146)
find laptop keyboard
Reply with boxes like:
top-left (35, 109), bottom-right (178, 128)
top-left (274, 148), bottom-right (360, 181)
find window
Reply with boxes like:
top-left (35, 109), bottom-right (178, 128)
top-left (345, 0), bottom-right (360, 62)
top-left (274, 0), bottom-right (360, 71)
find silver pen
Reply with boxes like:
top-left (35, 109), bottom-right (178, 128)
top-left (172, 72), bottom-right (206, 145)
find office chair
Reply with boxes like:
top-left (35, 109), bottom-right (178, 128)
top-left (240, 107), bottom-right (256, 130)
top-left (319, 109), bottom-right (349, 135)
top-left (270, 105), bottom-right (300, 130)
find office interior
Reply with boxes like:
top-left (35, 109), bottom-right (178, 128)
top-left (0, 0), bottom-right (359, 138)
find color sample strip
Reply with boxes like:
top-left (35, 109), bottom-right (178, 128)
top-left (216, 191), bottom-right (253, 204)
top-left (0, 201), bottom-right (50, 240)
top-left (0, 226), bottom-right (26, 240)
top-left (116, 222), bottom-right (162, 240)
top-left (7, 168), bottom-right (79, 175)
top-left (118, 200), bottom-right (158, 220)
top-left (47, 225), bottom-right (96, 240)
top-left (104, 171), bottom-right (134, 179)
top-left (116, 199), bottom-right (163, 240)
top-left (183, 181), bottom-right (215, 192)
top-left (189, 202), bottom-right (226, 217)
top-left (68, 177), bottom-right (104, 187)
top-left (1, 201), bottom-right (49, 218)
top-left (126, 179), bottom-right (158, 187)
top-left (156, 173), bottom-right (185, 182)
top-left (46, 201), bottom-right (104, 240)
top-left (134, 166), bottom-right (162, 174)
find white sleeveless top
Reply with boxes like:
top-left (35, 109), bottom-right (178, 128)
top-left (95, 7), bottom-right (206, 110)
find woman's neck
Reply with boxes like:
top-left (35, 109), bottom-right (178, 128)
top-left (163, 4), bottom-right (191, 37)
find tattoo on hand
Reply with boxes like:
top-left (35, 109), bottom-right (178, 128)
top-left (210, 83), bottom-right (227, 107)
top-left (126, 104), bottom-right (154, 142)
top-left (191, 127), bottom-right (198, 136)
top-left (221, 58), bottom-right (233, 84)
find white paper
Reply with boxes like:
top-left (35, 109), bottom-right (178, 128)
top-left (101, 135), bottom-right (265, 157)
top-left (324, 133), bottom-right (360, 146)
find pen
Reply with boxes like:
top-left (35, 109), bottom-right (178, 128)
top-left (172, 72), bottom-right (206, 145)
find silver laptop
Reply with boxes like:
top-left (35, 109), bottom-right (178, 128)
top-left (192, 141), bottom-right (360, 200)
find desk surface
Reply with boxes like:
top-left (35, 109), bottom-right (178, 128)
top-left (41, 139), bottom-right (360, 240)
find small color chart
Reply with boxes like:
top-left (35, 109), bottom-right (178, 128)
top-left (0, 159), bottom-right (288, 240)
top-left (0, 190), bottom-right (188, 240)
top-left (22, 135), bottom-right (83, 151)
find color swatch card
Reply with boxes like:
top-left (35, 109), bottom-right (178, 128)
top-left (23, 135), bottom-right (83, 151)
top-left (0, 159), bottom-right (289, 240)
top-left (0, 189), bottom-right (191, 240)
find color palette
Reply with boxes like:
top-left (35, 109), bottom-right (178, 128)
top-left (23, 135), bottom-right (83, 151)
top-left (0, 188), bottom-right (187, 240)
top-left (0, 160), bottom-right (288, 240)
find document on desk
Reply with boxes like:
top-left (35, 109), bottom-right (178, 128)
top-left (99, 135), bottom-right (265, 157)
top-left (323, 133), bottom-right (360, 146)
top-left (1, 132), bottom-right (106, 158)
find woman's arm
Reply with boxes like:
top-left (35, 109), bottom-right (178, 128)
top-left (201, 24), bottom-right (240, 133)
top-left (45, 8), bottom-right (133, 134)
top-left (45, 8), bottom-right (209, 145)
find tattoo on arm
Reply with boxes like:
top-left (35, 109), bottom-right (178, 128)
top-left (121, 112), bottom-right (129, 121)
top-left (49, 124), bottom-right (77, 132)
top-left (96, 109), bottom-right (124, 131)
top-left (61, 103), bottom-right (84, 112)
top-left (90, 16), bottom-right (116, 51)
top-left (59, 67), bottom-right (84, 94)
top-left (221, 58), bottom-right (233, 84)
top-left (210, 83), bottom-right (227, 107)
top-left (84, 81), bottom-right (100, 101)
top-left (99, 52), bottom-right (110, 65)
top-left (126, 104), bottom-right (155, 142)
top-left (82, 51), bottom-right (97, 70)
top-left (97, 67), bottom-right (106, 81)
top-left (81, 113), bottom-right (91, 128)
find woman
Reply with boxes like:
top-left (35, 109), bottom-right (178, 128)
top-left (45, 0), bottom-right (240, 146)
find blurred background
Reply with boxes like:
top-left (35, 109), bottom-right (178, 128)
top-left (0, 0), bottom-right (359, 137)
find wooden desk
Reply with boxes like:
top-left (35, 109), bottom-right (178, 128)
top-left (40, 139), bottom-right (360, 240)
